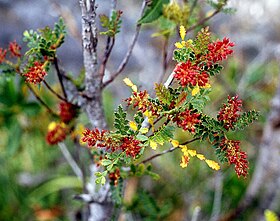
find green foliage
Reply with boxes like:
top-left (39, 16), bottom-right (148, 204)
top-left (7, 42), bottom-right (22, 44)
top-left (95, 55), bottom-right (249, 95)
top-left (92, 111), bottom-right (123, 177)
top-left (138, 0), bottom-right (170, 24)
top-left (100, 10), bottom-right (122, 37)
top-left (173, 47), bottom-right (195, 63)
top-left (233, 110), bottom-right (259, 130)
top-left (114, 105), bottom-right (131, 136)
top-left (110, 178), bottom-right (124, 205)
top-left (155, 83), bottom-right (172, 105)
top-left (23, 17), bottom-right (66, 59)
top-left (149, 125), bottom-right (175, 145)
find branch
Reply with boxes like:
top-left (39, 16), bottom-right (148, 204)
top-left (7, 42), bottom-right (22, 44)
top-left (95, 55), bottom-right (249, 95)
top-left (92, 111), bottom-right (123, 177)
top-left (43, 80), bottom-right (68, 102)
top-left (102, 0), bottom-right (147, 88)
top-left (58, 142), bottom-right (83, 180)
top-left (138, 138), bottom-right (199, 165)
top-left (54, 57), bottom-right (68, 100)
top-left (99, 37), bottom-right (115, 80)
top-left (186, 9), bottom-right (221, 34)
top-left (26, 83), bottom-right (58, 117)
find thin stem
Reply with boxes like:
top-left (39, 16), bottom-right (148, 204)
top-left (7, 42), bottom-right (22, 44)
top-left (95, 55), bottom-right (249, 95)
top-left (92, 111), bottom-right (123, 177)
top-left (26, 83), bottom-right (58, 117)
top-left (102, 0), bottom-right (147, 88)
top-left (54, 57), bottom-right (68, 100)
top-left (58, 142), bottom-right (83, 180)
top-left (185, 9), bottom-right (221, 34)
top-left (138, 137), bottom-right (200, 165)
top-left (99, 37), bottom-right (115, 80)
top-left (158, 37), bottom-right (169, 84)
top-left (43, 80), bottom-right (68, 102)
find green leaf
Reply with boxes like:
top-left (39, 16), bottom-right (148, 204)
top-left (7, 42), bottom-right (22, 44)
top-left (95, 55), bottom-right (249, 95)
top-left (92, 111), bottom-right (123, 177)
top-left (150, 125), bottom-right (174, 145)
top-left (114, 105), bottom-right (131, 135)
top-left (155, 83), bottom-right (172, 105)
top-left (29, 176), bottom-right (82, 202)
top-left (138, 0), bottom-right (170, 24)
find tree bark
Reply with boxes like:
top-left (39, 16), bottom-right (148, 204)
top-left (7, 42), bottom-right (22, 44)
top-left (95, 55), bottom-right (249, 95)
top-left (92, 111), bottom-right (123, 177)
top-left (79, 0), bottom-right (113, 220)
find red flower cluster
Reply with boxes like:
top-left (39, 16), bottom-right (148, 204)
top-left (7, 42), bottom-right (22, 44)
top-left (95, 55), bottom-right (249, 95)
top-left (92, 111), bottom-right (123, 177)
top-left (207, 38), bottom-right (234, 63)
top-left (9, 41), bottom-right (21, 57)
top-left (174, 61), bottom-right (209, 87)
top-left (173, 109), bottom-right (200, 133)
top-left (24, 61), bottom-right (47, 84)
top-left (81, 128), bottom-right (109, 148)
top-left (125, 90), bottom-right (159, 116)
top-left (0, 48), bottom-right (7, 63)
top-left (46, 122), bottom-right (67, 145)
top-left (120, 137), bottom-right (142, 158)
top-left (220, 138), bottom-right (248, 177)
top-left (217, 95), bottom-right (242, 130)
top-left (59, 102), bottom-right (77, 123)
top-left (109, 168), bottom-right (121, 186)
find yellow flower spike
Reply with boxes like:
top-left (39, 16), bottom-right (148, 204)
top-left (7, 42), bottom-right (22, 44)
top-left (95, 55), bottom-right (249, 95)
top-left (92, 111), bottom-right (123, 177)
top-left (129, 121), bottom-right (138, 131)
top-left (188, 149), bottom-right (197, 157)
top-left (205, 159), bottom-right (220, 170)
top-left (179, 25), bottom-right (186, 40)
top-left (175, 42), bottom-right (183, 48)
top-left (264, 210), bottom-right (279, 221)
top-left (179, 145), bottom-right (188, 156)
top-left (150, 140), bottom-right (157, 150)
top-left (171, 139), bottom-right (180, 147)
top-left (192, 84), bottom-right (200, 96)
top-left (139, 127), bottom-right (149, 134)
top-left (48, 122), bottom-right (57, 131)
top-left (132, 85), bottom-right (138, 92)
top-left (202, 83), bottom-right (211, 89)
top-left (196, 154), bottom-right (206, 160)
top-left (180, 155), bottom-right (190, 168)
top-left (123, 77), bottom-right (137, 92)
top-left (123, 77), bottom-right (134, 87)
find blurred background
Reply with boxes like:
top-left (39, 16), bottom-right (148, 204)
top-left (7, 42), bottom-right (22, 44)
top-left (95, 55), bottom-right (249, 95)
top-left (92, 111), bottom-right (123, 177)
top-left (0, 0), bottom-right (279, 220)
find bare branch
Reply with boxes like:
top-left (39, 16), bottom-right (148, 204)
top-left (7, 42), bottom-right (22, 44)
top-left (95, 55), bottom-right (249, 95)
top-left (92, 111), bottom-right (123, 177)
top-left (26, 83), bottom-right (58, 117)
top-left (43, 80), bottom-right (68, 102)
top-left (53, 57), bottom-right (68, 100)
top-left (58, 142), bottom-right (83, 180)
top-left (102, 1), bottom-right (147, 88)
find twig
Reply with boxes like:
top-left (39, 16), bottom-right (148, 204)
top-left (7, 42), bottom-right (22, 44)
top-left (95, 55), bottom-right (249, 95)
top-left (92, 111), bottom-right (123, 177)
top-left (54, 57), bottom-right (68, 100)
top-left (102, 0), bottom-right (147, 88)
top-left (58, 142), bottom-right (83, 180)
top-left (158, 37), bottom-right (169, 84)
top-left (99, 37), bottom-right (115, 80)
top-left (43, 80), bottom-right (68, 102)
top-left (191, 206), bottom-right (201, 221)
top-left (210, 171), bottom-right (223, 221)
top-left (186, 9), bottom-right (221, 34)
top-left (26, 83), bottom-right (58, 117)
top-left (138, 138), bottom-right (199, 165)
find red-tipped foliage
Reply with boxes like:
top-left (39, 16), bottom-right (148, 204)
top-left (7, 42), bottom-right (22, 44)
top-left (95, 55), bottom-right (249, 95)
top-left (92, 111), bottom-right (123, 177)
top-left (9, 41), bottom-right (21, 57)
top-left (24, 61), bottom-right (47, 84)
top-left (59, 102), bottom-right (77, 123)
top-left (109, 168), bottom-right (121, 186)
top-left (81, 128), bottom-right (108, 148)
top-left (220, 138), bottom-right (248, 177)
top-left (0, 48), bottom-right (7, 63)
top-left (207, 37), bottom-right (234, 62)
top-left (46, 122), bottom-right (67, 145)
top-left (174, 61), bottom-right (209, 87)
top-left (173, 109), bottom-right (201, 133)
top-left (218, 95), bottom-right (242, 130)
top-left (120, 137), bottom-right (142, 158)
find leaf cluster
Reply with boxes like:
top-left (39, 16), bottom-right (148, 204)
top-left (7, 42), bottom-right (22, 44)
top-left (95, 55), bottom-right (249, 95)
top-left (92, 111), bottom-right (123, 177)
top-left (99, 10), bottom-right (122, 37)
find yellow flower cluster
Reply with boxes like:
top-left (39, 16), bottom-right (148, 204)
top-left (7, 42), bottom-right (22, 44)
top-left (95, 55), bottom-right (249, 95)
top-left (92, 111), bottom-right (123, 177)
top-left (170, 140), bottom-right (220, 170)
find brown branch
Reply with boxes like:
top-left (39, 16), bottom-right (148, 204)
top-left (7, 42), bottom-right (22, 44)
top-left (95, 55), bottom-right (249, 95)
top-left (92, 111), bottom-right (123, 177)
top-left (102, 0), bottom-right (147, 88)
top-left (186, 9), bottom-right (221, 34)
top-left (99, 37), bottom-right (115, 80)
top-left (138, 137), bottom-right (200, 165)
top-left (157, 37), bottom-right (169, 84)
top-left (53, 57), bottom-right (68, 100)
top-left (43, 80), bottom-right (68, 102)
top-left (26, 83), bottom-right (58, 117)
